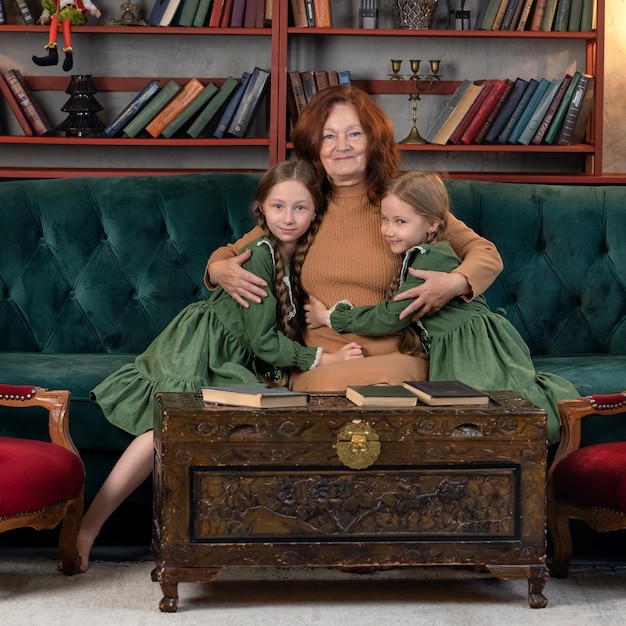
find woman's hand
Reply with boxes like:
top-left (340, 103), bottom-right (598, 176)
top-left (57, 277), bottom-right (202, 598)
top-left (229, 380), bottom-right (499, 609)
top-left (319, 342), bottom-right (364, 366)
top-left (208, 249), bottom-right (268, 307)
top-left (304, 295), bottom-right (330, 329)
top-left (393, 269), bottom-right (470, 320)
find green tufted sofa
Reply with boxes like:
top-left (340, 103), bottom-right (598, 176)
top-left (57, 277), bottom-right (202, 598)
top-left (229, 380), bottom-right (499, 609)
top-left (1, 173), bottom-right (625, 547)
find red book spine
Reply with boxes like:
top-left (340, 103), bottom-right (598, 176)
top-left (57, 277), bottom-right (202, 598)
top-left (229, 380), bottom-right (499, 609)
top-left (460, 79), bottom-right (509, 145)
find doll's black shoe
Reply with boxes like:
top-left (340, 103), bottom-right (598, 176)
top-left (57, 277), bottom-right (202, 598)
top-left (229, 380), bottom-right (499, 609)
top-left (33, 47), bottom-right (59, 67)
top-left (62, 51), bottom-right (73, 72)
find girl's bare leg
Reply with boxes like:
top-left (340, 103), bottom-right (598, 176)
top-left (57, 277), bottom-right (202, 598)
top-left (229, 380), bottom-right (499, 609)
top-left (76, 430), bottom-right (154, 572)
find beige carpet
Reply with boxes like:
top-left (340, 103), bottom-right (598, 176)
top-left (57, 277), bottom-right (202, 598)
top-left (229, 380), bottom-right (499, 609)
top-left (1, 558), bottom-right (625, 625)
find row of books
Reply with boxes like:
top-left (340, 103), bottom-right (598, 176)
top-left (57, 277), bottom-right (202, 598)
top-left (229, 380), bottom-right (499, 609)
top-left (148, 0), bottom-right (271, 28)
top-left (103, 67), bottom-right (269, 138)
top-left (287, 69), bottom-right (351, 125)
top-left (424, 71), bottom-right (595, 147)
top-left (475, 0), bottom-right (595, 32)
top-left (0, 68), bottom-right (54, 136)
top-left (3, 0), bottom-right (35, 24)
top-left (201, 380), bottom-right (490, 408)
top-left (290, 0), bottom-right (333, 28)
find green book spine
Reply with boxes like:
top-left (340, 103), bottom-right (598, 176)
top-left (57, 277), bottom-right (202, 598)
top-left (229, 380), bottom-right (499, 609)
top-left (192, 0), bottom-right (213, 25)
top-left (544, 70), bottom-right (581, 144)
top-left (123, 80), bottom-right (182, 138)
top-left (186, 77), bottom-right (239, 138)
top-left (178, 0), bottom-right (202, 25)
top-left (509, 78), bottom-right (550, 144)
top-left (161, 82), bottom-right (218, 138)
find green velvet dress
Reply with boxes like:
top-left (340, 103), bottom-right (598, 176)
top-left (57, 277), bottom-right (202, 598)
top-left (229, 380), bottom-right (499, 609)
top-left (91, 237), bottom-right (321, 436)
top-left (328, 241), bottom-right (580, 444)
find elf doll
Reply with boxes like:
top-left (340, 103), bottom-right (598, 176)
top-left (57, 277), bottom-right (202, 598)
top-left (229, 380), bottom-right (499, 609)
top-left (32, 0), bottom-right (102, 72)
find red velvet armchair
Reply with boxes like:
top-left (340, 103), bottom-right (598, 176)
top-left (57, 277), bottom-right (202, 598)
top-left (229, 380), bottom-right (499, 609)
top-left (0, 385), bottom-right (85, 574)
top-left (547, 392), bottom-right (626, 578)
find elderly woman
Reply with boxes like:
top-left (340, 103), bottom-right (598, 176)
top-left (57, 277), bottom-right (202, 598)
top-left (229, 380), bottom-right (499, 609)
top-left (206, 86), bottom-right (503, 391)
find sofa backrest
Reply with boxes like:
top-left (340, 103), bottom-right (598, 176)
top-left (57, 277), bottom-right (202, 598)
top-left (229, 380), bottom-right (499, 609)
top-left (2, 174), bottom-right (625, 357)
top-left (447, 180), bottom-right (626, 357)
top-left (0, 173), bottom-right (260, 354)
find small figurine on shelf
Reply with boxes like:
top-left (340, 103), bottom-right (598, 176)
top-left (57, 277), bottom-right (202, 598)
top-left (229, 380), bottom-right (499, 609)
top-left (32, 0), bottom-right (102, 72)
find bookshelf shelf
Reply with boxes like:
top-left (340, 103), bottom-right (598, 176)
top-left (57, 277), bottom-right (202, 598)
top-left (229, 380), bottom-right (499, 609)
top-left (0, 0), bottom-right (605, 179)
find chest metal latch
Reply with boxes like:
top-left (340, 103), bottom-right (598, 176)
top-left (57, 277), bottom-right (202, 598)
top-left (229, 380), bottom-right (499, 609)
top-left (336, 420), bottom-right (381, 470)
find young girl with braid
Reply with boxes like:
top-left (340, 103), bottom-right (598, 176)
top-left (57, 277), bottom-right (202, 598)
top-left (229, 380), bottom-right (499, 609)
top-left (305, 170), bottom-right (579, 445)
top-left (79, 160), bottom-right (363, 572)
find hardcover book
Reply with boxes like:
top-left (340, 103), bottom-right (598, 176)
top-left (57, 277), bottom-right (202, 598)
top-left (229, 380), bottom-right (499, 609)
top-left (300, 70), bottom-right (318, 102)
top-left (229, 0), bottom-right (245, 26)
top-left (0, 71), bottom-right (33, 135)
top-left (213, 71), bottom-right (251, 138)
top-left (243, 0), bottom-right (258, 27)
top-left (220, 0), bottom-right (234, 25)
top-left (337, 71), bottom-right (351, 85)
top-left (290, 0), bottom-right (308, 27)
top-left (122, 80), bottom-right (181, 138)
top-left (402, 381), bottom-right (490, 406)
top-left (103, 80), bottom-right (161, 138)
top-left (312, 0), bottom-right (332, 27)
top-left (491, 0), bottom-right (512, 29)
top-left (161, 81), bottom-right (218, 138)
top-left (431, 81), bottom-right (486, 145)
top-left (517, 77), bottom-right (562, 144)
top-left (424, 79), bottom-right (472, 144)
top-left (202, 385), bottom-right (308, 408)
top-left (530, 73), bottom-right (572, 144)
top-left (346, 385), bottom-right (418, 407)
top-left (192, 0), bottom-right (213, 26)
top-left (177, 0), bottom-right (201, 25)
top-left (186, 76), bottom-right (238, 137)
top-left (508, 78), bottom-right (550, 144)
top-left (540, 0), bottom-right (559, 30)
top-left (2, 69), bottom-right (53, 136)
top-left (145, 77), bottom-right (205, 138)
top-left (553, 0), bottom-right (572, 31)
top-left (497, 78), bottom-right (538, 144)
top-left (460, 79), bottom-right (509, 144)
top-left (449, 79), bottom-right (494, 144)
top-left (478, 0), bottom-right (504, 29)
top-left (484, 77), bottom-right (527, 143)
top-left (209, 0), bottom-right (225, 26)
top-left (304, 0), bottom-right (315, 26)
top-left (544, 70), bottom-right (580, 144)
top-left (516, 0), bottom-right (537, 30)
top-left (13, 0), bottom-right (34, 24)
top-left (529, 0), bottom-right (548, 30)
top-left (567, 0), bottom-right (583, 30)
top-left (287, 70), bottom-right (308, 125)
top-left (226, 67), bottom-right (270, 137)
top-left (558, 73), bottom-right (594, 145)
top-left (472, 78), bottom-right (513, 144)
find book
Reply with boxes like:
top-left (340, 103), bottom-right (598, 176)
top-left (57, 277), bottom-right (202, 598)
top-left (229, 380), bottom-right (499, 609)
top-left (529, 0), bottom-right (548, 30)
top-left (558, 73), bottom-right (594, 145)
top-left (517, 77), bottom-right (561, 144)
top-left (122, 80), bottom-right (181, 138)
top-left (491, 0), bottom-right (512, 29)
top-left (484, 77), bottom-right (527, 143)
top-left (516, 0), bottom-right (537, 30)
top-left (256, 0), bottom-right (267, 27)
top-left (290, 0), bottom-right (308, 27)
top-left (478, 0), bottom-right (504, 29)
top-left (472, 78), bottom-right (514, 144)
top-left (530, 73), bottom-right (572, 144)
top-left (145, 78), bottom-right (205, 138)
top-left (186, 76), bottom-right (238, 137)
top-left (2, 69), bottom-right (53, 136)
top-left (314, 70), bottom-right (330, 91)
top-left (312, 0), bottom-right (332, 27)
top-left (500, 0), bottom-right (521, 29)
top-left (14, 0), bottom-right (34, 24)
top-left (508, 0), bottom-right (527, 29)
top-left (0, 71), bottom-right (33, 135)
top-left (432, 81), bottom-right (486, 145)
top-left (327, 71), bottom-right (339, 86)
top-left (226, 66), bottom-right (270, 137)
top-left (192, 0), bottom-right (213, 26)
top-left (304, 0), bottom-right (315, 26)
top-left (161, 81), bottom-right (218, 138)
top-left (459, 79), bottom-right (509, 144)
top-left (287, 70), bottom-right (308, 125)
top-left (567, 0), bottom-right (583, 30)
top-left (337, 70), bottom-right (351, 86)
top-left (201, 385), bottom-right (308, 408)
top-left (229, 0), bottom-right (245, 26)
top-left (473, 0), bottom-right (492, 29)
top-left (449, 79), bottom-right (494, 144)
top-left (553, 0), bottom-right (572, 30)
top-left (424, 79), bottom-right (472, 144)
top-left (243, 0), bottom-right (257, 27)
top-left (155, 0), bottom-right (184, 25)
top-left (209, 0), bottom-right (225, 26)
top-left (345, 385), bottom-right (418, 407)
top-left (300, 70), bottom-right (318, 102)
top-left (497, 78), bottom-right (539, 144)
top-left (402, 381), bottom-right (490, 406)
top-left (544, 70), bottom-right (580, 144)
top-left (213, 71), bottom-right (251, 138)
top-left (103, 80), bottom-right (161, 138)
top-left (508, 77), bottom-right (550, 144)
top-left (220, 0), bottom-right (234, 24)
top-left (540, 0), bottom-right (559, 30)
top-left (580, 0), bottom-right (594, 31)
top-left (177, 0), bottom-right (202, 25)
top-left (0, 0), bottom-right (6, 25)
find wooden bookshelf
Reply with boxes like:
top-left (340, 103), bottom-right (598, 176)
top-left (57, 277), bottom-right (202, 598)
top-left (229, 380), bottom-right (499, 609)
top-left (0, 0), bottom-right (605, 180)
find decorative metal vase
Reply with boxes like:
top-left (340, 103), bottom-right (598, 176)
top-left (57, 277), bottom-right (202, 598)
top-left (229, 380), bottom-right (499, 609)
top-left (393, 0), bottom-right (440, 29)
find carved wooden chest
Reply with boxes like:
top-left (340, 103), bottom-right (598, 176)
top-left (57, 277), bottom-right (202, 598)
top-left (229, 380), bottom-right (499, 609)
top-left (152, 391), bottom-right (548, 612)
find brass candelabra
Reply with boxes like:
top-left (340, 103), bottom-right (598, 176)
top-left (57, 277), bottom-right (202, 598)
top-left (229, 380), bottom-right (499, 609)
top-left (389, 59), bottom-right (442, 144)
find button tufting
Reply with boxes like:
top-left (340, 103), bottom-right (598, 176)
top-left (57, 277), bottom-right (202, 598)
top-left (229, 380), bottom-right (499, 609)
top-left (68, 290), bottom-right (76, 298)
top-left (39, 237), bottom-right (46, 244)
